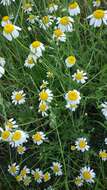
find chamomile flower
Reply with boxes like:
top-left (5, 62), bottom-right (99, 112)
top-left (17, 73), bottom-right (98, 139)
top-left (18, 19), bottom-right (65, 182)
top-left (48, 3), bottom-right (58, 13)
top-left (99, 150), bottom-right (107, 161)
top-left (32, 131), bottom-right (46, 145)
top-left (51, 162), bottom-right (62, 176)
top-left (40, 80), bottom-right (48, 89)
top-left (75, 138), bottom-right (90, 152)
top-left (74, 176), bottom-right (83, 187)
top-left (3, 23), bottom-right (21, 41)
top-left (65, 55), bottom-right (76, 68)
top-left (53, 28), bottom-right (66, 42)
top-left (101, 102), bottom-right (107, 119)
top-left (1, 0), bottom-right (15, 6)
top-left (5, 118), bottom-right (18, 131)
top-left (87, 9), bottom-right (107, 27)
top-left (22, 3), bottom-right (33, 14)
top-left (72, 70), bottom-right (88, 84)
top-left (27, 14), bottom-right (37, 24)
top-left (68, 1), bottom-right (80, 16)
top-left (65, 90), bottom-right (81, 105)
top-left (10, 130), bottom-right (29, 147)
top-left (1, 16), bottom-right (11, 27)
top-left (23, 176), bottom-right (31, 186)
top-left (32, 168), bottom-right (43, 183)
top-left (0, 128), bottom-right (11, 142)
top-left (39, 89), bottom-right (53, 103)
top-left (17, 145), bottom-right (26, 155)
top-left (43, 172), bottom-right (51, 182)
top-left (30, 40), bottom-right (45, 58)
top-left (80, 166), bottom-right (96, 183)
top-left (24, 54), bottom-right (36, 68)
top-left (39, 15), bottom-right (54, 30)
top-left (0, 57), bottom-right (6, 67)
top-left (66, 103), bottom-right (78, 111)
top-left (57, 16), bottom-right (74, 32)
top-left (11, 90), bottom-right (26, 105)
top-left (16, 175), bottom-right (22, 182)
top-left (20, 166), bottom-right (30, 179)
top-left (8, 163), bottom-right (19, 176)
top-left (93, 0), bottom-right (101, 7)
top-left (38, 101), bottom-right (48, 117)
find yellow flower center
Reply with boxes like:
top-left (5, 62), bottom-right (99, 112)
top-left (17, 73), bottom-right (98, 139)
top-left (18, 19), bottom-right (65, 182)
top-left (79, 140), bottom-right (86, 148)
top-left (83, 171), bottom-right (91, 180)
top-left (20, 169), bottom-right (27, 177)
top-left (54, 29), bottom-right (63, 37)
top-left (32, 41), bottom-right (41, 48)
top-left (24, 3), bottom-right (32, 9)
top-left (10, 166), bottom-right (16, 174)
top-left (75, 177), bottom-right (82, 185)
top-left (1, 130), bottom-right (10, 140)
top-left (42, 16), bottom-right (49, 24)
top-left (4, 24), bottom-right (14, 33)
top-left (29, 15), bottom-right (35, 20)
top-left (93, 9), bottom-right (104, 19)
top-left (53, 165), bottom-right (59, 173)
top-left (6, 121), bottom-right (13, 129)
top-left (67, 90), bottom-right (79, 101)
top-left (33, 133), bottom-right (42, 141)
top-left (28, 58), bottom-right (33, 64)
top-left (39, 91), bottom-right (48, 101)
top-left (60, 16), bottom-right (70, 25)
top-left (12, 131), bottom-right (22, 141)
top-left (2, 16), bottom-right (9, 21)
top-left (44, 172), bottom-right (50, 182)
top-left (16, 175), bottom-right (22, 182)
top-left (99, 151), bottom-right (107, 158)
top-left (69, 2), bottom-right (78, 9)
top-left (39, 102), bottom-right (47, 111)
top-left (71, 145), bottom-right (76, 150)
top-left (75, 72), bottom-right (83, 80)
top-left (67, 56), bottom-right (76, 65)
top-left (34, 172), bottom-right (40, 180)
top-left (15, 93), bottom-right (23, 101)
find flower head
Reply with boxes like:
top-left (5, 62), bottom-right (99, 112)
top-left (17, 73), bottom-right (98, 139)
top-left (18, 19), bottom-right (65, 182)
top-left (65, 90), bottom-right (81, 105)
top-left (3, 23), bottom-right (21, 41)
top-left (43, 172), bottom-right (51, 182)
top-left (75, 138), bottom-right (90, 152)
top-left (39, 89), bottom-right (53, 103)
top-left (0, 128), bottom-right (11, 142)
top-left (17, 145), bottom-right (26, 155)
top-left (32, 168), bottom-right (43, 183)
top-left (65, 55), bottom-right (76, 68)
top-left (72, 70), bottom-right (88, 84)
top-left (57, 16), bottom-right (74, 32)
top-left (11, 90), bottom-right (26, 105)
top-left (48, 3), bottom-right (58, 13)
top-left (32, 131), bottom-right (46, 145)
top-left (93, 0), bottom-right (101, 7)
top-left (80, 166), bottom-right (96, 183)
top-left (10, 130), bottom-right (29, 147)
top-left (74, 176), bottom-right (83, 187)
top-left (20, 166), bottom-right (30, 179)
top-left (5, 118), bottom-right (18, 131)
top-left (68, 2), bottom-right (80, 16)
top-left (38, 101), bottom-right (49, 117)
top-left (1, 16), bottom-right (11, 27)
top-left (99, 150), bottom-right (107, 161)
top-left (8, 163), bottom-right (19, 176)
top-left (53, 28), bottom-right (66, 42)
top-left (24, 54), bottom-right (37, 68)
top-left (51, 162), bottom-right (62, 176)
top-left (30, 40), bottom-right (45, 58)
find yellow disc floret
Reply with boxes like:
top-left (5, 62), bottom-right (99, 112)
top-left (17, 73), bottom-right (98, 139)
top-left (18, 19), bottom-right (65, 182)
top-left (32, 41), bottom-right (41, 48)
top-left (15, 93), bottom-right (23, 101)
top-left (67, 90), bottom-right (79, 101)
top-left (39, 91), bottom-right (48, 101)
top-left (60, 16), bottom-right (70, 25)
top-left (93, 9), bottom-right (104, 19)
top-left (69, 2), bottom-right (78, 9)
top-left (1, 130), bottom-right (10, 140)
top-left (4, 24), bottom-right (14, 33)
top-left (67, 56), bottom-right (76, 65)
top-left (12, 131), bottom-right (22, 141)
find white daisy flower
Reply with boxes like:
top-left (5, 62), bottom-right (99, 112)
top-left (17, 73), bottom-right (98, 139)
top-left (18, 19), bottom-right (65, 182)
top-left (27, 14), bottom-right (37, 24)
top-left (22, 3), bottom-right (33, 14)
top-left (0, 57), bottom-right (6, 67)
top-left (32, 168), bottom-right (43, 183)
top-left (40, 80), bottom-right (48, 89)
top-left (93, 0), bottom-right (101, 7)
top-left (72, 70), bottom-right (88, 84)
top-left (1, 0), bottom-right (15, 6)
top-left (74, 176), bottom-right (83, 187)
top-left (32, 131), bottom-right (46, 145)
top-left (39, 15), bottom-right (54, 30)
top-left (43, 172), bottom-right (51, 182)
top-left (65, 90), bottom-right (81, 105)
top-left (0, 128), bottom-right (11, 142)
top-left (3, 23), bottom-right (21, 41)
top-left (8, 163), bottom-right (19, 176)
top-left (38, 101), bottom-right (48, 117)
top-left (39, 89), bottom-right (53, 103)
top-left (24, 54), bottom-right (37, 69)
top-left (99, 150), bottom-right (107, 161)
top-left (51, 162), bottom-right (62, 176)
top-left (101, 102), bottom-right (107, 119)
top-left (68, 1), bottom-right (80, 16)
top-left (17, 145), bottom-right (26, 155)
top-left (65, 55), bottom-right (76, 68)
top-left (11, 90), bottom-right (26, 105)
top-left (48, 3), bottom-right (58, 13)
top-left (10, 130), bottom-right (29, 147)
top-left (66, 102), bottom-right (78, 111)
top-left (16, 175), bottom-right (22, 182)
top-left (20, 166), bottom-right (30, 179)
top-left (1, 16), bottom-right (11, 27)
top-left (87, 9), bottom-right (107, 27)
top-left (30, 40), bottom-right (45, 58)
top-left (53, 28), bottom-right (66, 42)
top-left (80, 166), bottom-right (96, 183)
top-left (5, 118), bottom-right (18, 131)
top-left (57, 16), bottom-right (74, 32)
top-left (75, 137), bottom-right (90, 152)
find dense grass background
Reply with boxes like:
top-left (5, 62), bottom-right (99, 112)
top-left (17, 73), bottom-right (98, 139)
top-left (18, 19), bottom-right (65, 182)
top-left (0, 0), bottom-right (107, 189)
